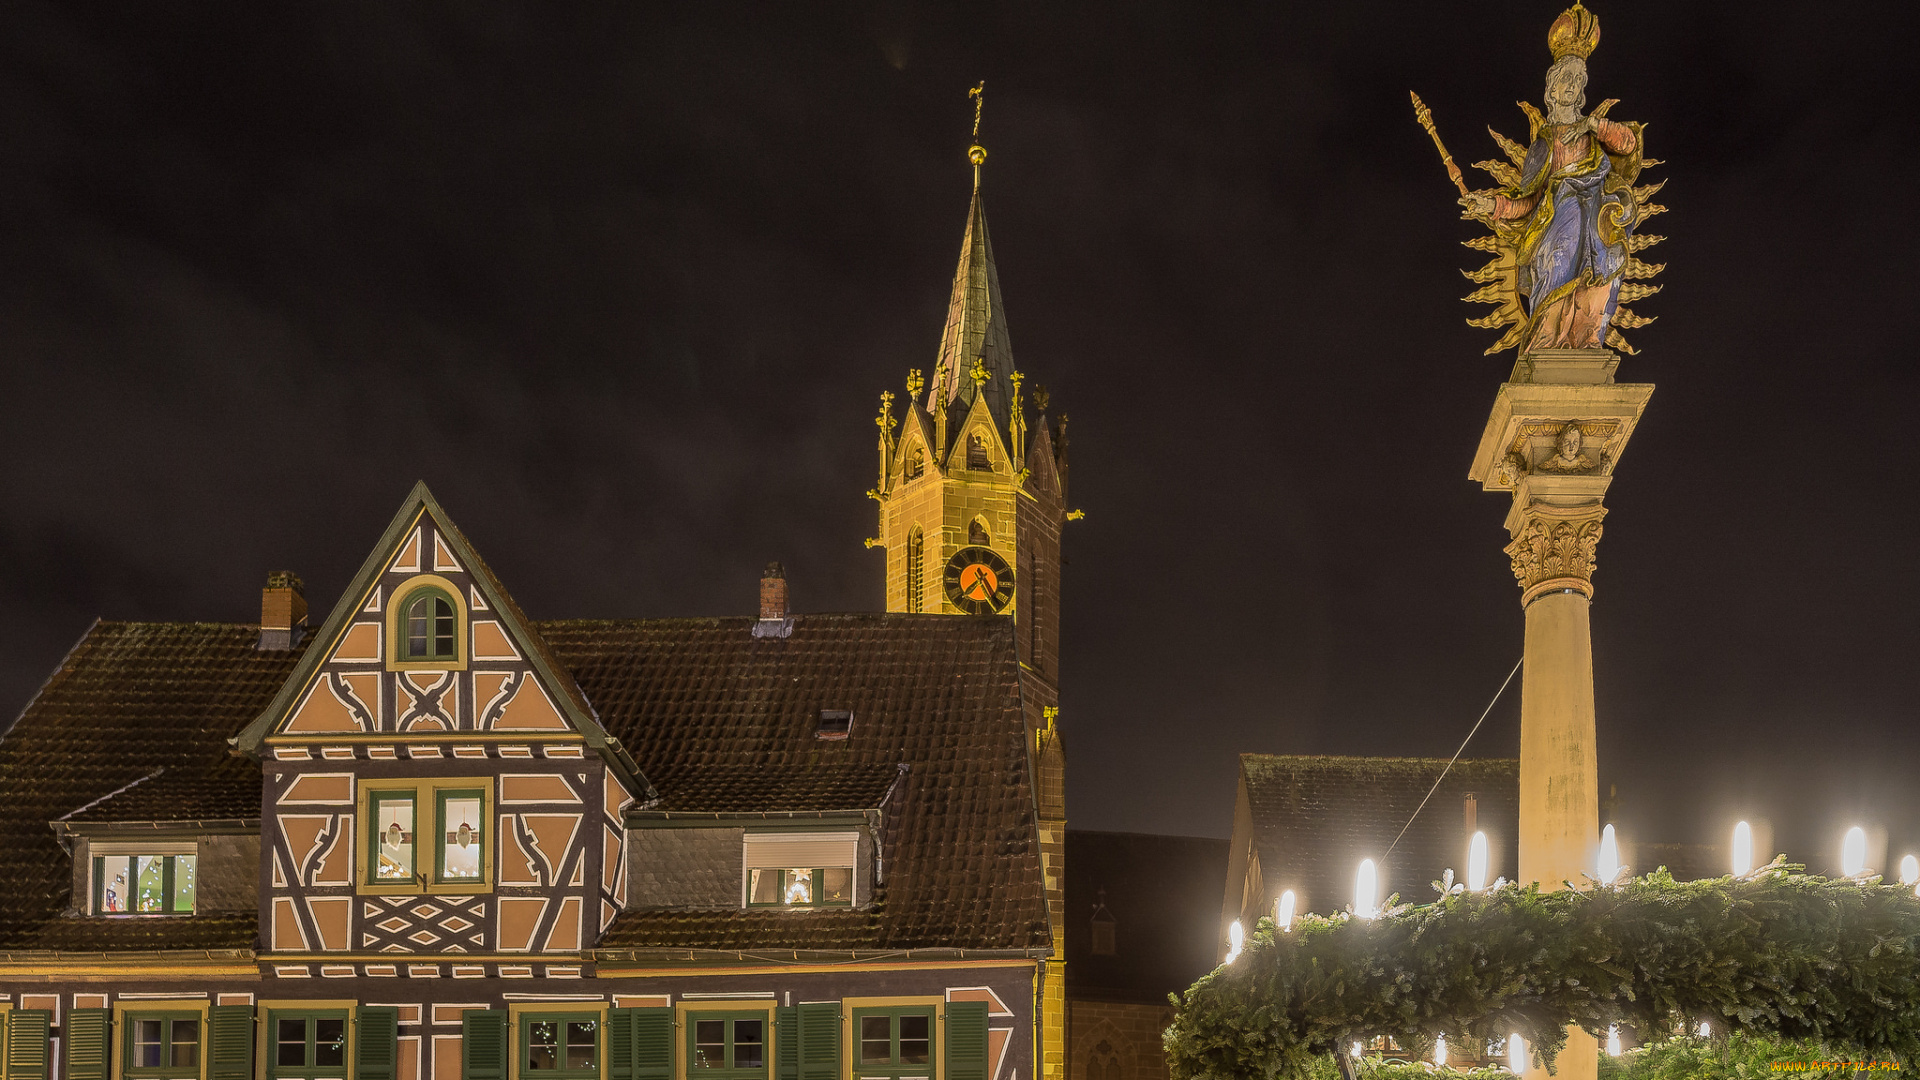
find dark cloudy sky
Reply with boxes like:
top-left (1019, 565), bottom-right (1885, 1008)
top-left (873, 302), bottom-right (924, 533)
top-left (2, 2), bottom-right (1914, 872)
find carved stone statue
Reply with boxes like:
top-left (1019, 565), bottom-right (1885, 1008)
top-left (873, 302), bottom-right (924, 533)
top-left (1432, 3), bottom-right (1668, 356)
top-left (1536, 423), bottom-right (1594, 473)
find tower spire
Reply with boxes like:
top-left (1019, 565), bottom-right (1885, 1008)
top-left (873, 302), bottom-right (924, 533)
top-left (927, 81), bottom-right (1014, 445)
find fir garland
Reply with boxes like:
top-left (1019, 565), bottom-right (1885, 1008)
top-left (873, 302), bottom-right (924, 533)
top-left (1164, 865), bottom-right (1920, 1078)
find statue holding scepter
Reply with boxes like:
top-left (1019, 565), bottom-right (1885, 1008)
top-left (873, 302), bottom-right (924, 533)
top-left (1424, 3), bottom-right (1667, 355)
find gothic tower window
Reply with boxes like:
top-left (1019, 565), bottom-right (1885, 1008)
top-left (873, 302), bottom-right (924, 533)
top-left (967, 432), bottom-right (990, 470)
top-left (906, 448), bottom-right (925, 481)
top-left (969, 519), bottom-right (990, 547)
top-left (906, 530), bottom-right (924, 613)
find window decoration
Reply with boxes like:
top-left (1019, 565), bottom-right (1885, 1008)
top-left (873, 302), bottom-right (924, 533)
top-left (93, 853), bottom-right (195, 915)
top-left (124, 1013), bottom-right (199, 1080)
top-left (402, 588), bottom-right (457, 661)
top-left (437, 789), bottom-right (484, 880)
top-left (523, 1015), bottom-right (599, 1080)
top-left (688, 1015), bottom-right (765, 1080)
top-left (360, 780), bottom-right (491, 892)
top-left (269, 1012), bottom-right (347, 1079)
top-left (748, 867), bottom-right (853, 907)
top-left (370, 791), bottom-right (416, 882)
top-left (853, 1009), bottom-right (933, 1080)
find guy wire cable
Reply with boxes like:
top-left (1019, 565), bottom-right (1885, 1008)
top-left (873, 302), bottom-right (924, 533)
top-left (1382, 656), bottom-right (1523, 860)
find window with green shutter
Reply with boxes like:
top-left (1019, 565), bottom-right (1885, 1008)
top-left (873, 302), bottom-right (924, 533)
top-left (942, 1002), bottom-right (989, 1080)
top-left (686, 1013), bottom-right (767, 1080)
top-left (605, 1009), bottom-right (671, 1080)
top-left (64, 1010), bottom-right (112, 1080)
top-left (124, 1012), bottom-right (200, 1080)
top-left (208, 1006), bottom-right (255, 1080)
top-left (356, 1008), bottom-right (398, 1080)
top-left (267, 1012), bottom-right (348, 1079)
top-left (850, 1009), bottom-right (932, 1080)
top-left (794, 1004), bottom-right (838, 1080)
top-left (5, 1011), bottom-right (52, 1080)
top-left (461, 1011), bottom-right (507, 1080)
top-left (520, 1014), bottom-right (599, 1080)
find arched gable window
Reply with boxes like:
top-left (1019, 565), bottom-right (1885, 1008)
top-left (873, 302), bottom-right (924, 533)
top-left (401, 587), bottom-right (458, 661)
top-left (906, 529), bottom-right (925, 613)
top-left (905, 447), bottom-right (925, 481)
top-left (968, 519), bottom-right (991, 547)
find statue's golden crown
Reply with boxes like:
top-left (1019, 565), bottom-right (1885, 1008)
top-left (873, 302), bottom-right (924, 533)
top-left (1548, 2), bottom-right (1601, 60)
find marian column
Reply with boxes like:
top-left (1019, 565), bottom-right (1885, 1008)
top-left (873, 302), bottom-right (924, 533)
top-left (1426, 2), bottom-right (1667, 1074)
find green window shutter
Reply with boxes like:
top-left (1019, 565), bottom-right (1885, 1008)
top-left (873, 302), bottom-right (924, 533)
top-left (606, 1010), bottom-right (635, 1080)
top-left (64, 1009), bottom-right (111, 1080)
top-left (795, 1003), bottom-right (837, 1080)
top-left (208, 1006), bottom-right (255, 1080)
top-left (462, 1011), bottom-right (508, 1080)
top-left (357, 1007), bottom-right (399, 1080)
top-left (6, 1011), bottom-right (52, 1080)
top-left (775, 1008), bottom-right (796, 1080)
top-left (943, 1002), bottom-right (989, 1080)
top-left (631, 1008), bottom-right (672, 1080)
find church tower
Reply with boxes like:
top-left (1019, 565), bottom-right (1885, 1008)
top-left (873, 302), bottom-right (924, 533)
top-left (867, 88), bottom-right (1072, 1080)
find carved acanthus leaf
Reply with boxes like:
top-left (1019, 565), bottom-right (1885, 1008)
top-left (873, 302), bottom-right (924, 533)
top-left (1505, 516), bottom-right (1605, 593)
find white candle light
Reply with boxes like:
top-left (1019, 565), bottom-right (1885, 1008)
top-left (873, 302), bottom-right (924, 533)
top-left (1598, 824), bottom-right (1619, 883)
top-left (1354, 858), bottom-right (1378, 919)
top-left (1508, 1032), bottom-right (1527, 1074)
top-left (1434, 1034), bottom-right (1448, 1066)
top-left (1901, 855), bottom-right (1917, 886)
top-left (1276, 889), bottom-right (1296, 932)
top-left (1468, 830), bottom-right (1489, 892)
top-left (1731, 821), bottom-right (1753, 877)
top-left (1225, 919), bottom-right (1243, 963)
top-left (1606, 1026), bottom-right (1621, 1057)
top-left (1842, 826), bottom-right (1867, 877)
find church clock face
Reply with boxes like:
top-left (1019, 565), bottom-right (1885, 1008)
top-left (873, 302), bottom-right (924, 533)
top-left (943, 546), bottom-right (1015, 615)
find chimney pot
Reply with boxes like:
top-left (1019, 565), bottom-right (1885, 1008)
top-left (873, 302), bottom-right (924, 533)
top-left (259, 571), bottom-right (308, 651)
top-left (753, 562), bottom-right (793, 639)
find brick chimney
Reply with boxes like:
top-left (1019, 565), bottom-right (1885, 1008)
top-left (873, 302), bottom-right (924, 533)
top-left (752, 562), bottom-right (793, 639)
top-left (259, 571), bottom-right (308, 651)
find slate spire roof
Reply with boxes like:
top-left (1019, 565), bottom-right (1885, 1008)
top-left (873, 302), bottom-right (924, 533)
top-left (927, 182), bottom-right (1016, 444)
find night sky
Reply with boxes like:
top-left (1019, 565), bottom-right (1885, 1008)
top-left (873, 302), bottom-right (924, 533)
top-left (3, 2), bottom-right (1915, 872)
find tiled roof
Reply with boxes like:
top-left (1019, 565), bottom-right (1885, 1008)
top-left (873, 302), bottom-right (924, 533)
top-left (1239, 754), bottom-right (1519, 919)
top-left (542, 614), bottom-right (1048, 953)
top-left (0, 613), bottom-right (1047, 955)
top-left (1065, 831), bottom-right (1227, 1004)
top-left (0, 622), bottom-right (304, 949)
top-left (640, 762), bottom-right (906, 815)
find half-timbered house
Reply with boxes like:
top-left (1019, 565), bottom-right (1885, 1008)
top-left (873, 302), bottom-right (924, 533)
top-left (0, 150), bottom-right (1073, 1080)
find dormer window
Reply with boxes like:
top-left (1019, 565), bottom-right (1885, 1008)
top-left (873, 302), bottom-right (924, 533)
top-left (403, 588), bottom-right (457, 660)
top-left (743, 831), bottom-right (858, 907)
top-left (817, 710), bottom-right (852, 741)
top-left (92, 845), bottom-right (196, 914)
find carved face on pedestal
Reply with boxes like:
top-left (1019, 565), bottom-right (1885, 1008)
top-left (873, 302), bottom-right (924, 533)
top-left (1557, 424), bottom-right (1584, 458)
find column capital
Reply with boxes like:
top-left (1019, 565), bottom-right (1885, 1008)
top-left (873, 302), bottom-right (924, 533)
top-left (1506, 502), bottom-right (1606, 604)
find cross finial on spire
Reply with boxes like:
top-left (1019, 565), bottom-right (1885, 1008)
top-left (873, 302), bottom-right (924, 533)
top-left (967, 81), bottom-right (987, 190)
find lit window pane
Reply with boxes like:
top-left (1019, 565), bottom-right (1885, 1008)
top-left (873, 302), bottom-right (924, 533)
top-left (528, 1020), bottom-right (559, 1071)
top-left (899, 1015), bottom-right (930, 1065)
top-left (820, 867), bottom-right (852, 904)
top-left (732, 1020), bottom-right (763, 1069)
top-left (100, 855), bottom-right (130, 913)
top-left (277, 1019), bottom-right (306, 1067)
top-left (172, 1018), bottom-right (200, 1067)
top-left (172, 855), bottom-right (197, 913)
top-left (314, 1019), bottom-right (346, 1067)
top-left (442, 796), bottom-right (482, 879)
top-left (136, 1018), bottom-right (165, 1068)
top-left (783, 868), bottom-right (813, 906)
top-left (376, 796), bottom-right (415, 880)
top-left (566, 1022), bottom-right (597, 1069)
top-left (749, 869), bottom-right (779, 905)
top-left (136, 855), bottom-right (167, 913)
top-left (694, 1020), bottom-right (725, 1068)
top-left (407, 598), bottom-right (430, 658)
